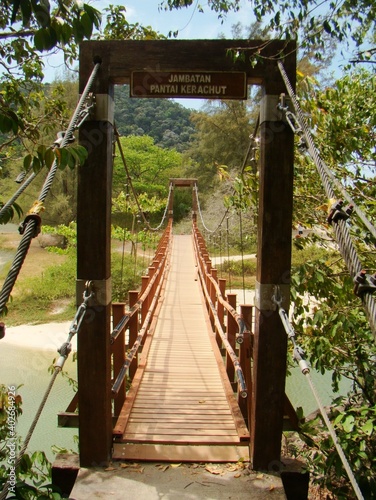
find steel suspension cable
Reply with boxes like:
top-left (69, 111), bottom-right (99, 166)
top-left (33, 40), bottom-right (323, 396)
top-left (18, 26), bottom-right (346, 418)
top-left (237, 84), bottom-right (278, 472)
top-left (278, 61), bottom-right (376, 338)
top-left (0, 62), bottom-right (101, 316)
top-left (0, 369), bottom-right (60, 500)
top-left (0, 171), bottom-right (38, 220)
top-left (114, 129), bottom-right (172, 232)
top-left (271, 288), bottom-right (365, 500)
top-left (194, 183), bottom-right (229, 233)
top-left (0, 284), bottom-right (93, 499)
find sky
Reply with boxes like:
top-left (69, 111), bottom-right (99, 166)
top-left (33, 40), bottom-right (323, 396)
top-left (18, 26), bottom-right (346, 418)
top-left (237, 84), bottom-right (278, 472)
top-left (42, 0), bottom-right (355, 109)
top-left (43, 0), bottom-right (255, 109)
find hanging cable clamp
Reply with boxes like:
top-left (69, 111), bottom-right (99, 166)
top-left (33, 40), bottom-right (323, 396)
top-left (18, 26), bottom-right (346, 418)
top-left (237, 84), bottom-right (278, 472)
top-left (19, 200), bottom-right (44, 237)
top-left (53, 130), bottom-right (75, 148)
top-left (293, 346), bottom-right (310, 374)
top-left (55, 342), bottom-right (72, 369)
top-left (327, 199), bottom-right (353, 224)
top-left (353, 270), bottom-right (376, 296)
top-left (75, 92), bottom-right (96, 128)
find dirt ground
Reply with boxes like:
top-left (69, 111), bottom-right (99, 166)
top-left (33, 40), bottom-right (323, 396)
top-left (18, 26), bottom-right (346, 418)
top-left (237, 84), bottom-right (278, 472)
top-left (0, 230), bottom-right (67, 292)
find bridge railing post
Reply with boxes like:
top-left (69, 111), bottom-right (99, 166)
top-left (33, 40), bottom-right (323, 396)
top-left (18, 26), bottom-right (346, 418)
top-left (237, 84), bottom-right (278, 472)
top-left (209, 268), bottom-right (217, 329)
top-left (239, 304), bottom-right (253, 427)
top-left (112, 302), bottom-right (126, 418)
top-left (217, 278), bottom-right (226, 347)
top-left (128, 290), bottom-right (139, 379)
top-left (226, 293), bottom-right (237, 386)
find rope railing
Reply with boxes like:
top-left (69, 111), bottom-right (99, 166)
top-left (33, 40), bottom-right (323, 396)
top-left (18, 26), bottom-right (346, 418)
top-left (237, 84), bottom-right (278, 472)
top-left (192, 220), bottom-right (250, 400)
top-left (193, 183), bottom-right (229, 235)
top-left (277, 61), bottom-right (376, 339)
top-left (114, 129), bottom-right (172, 232)
top-left (0, 61), bottom-right (101, 318)
top-left (271, 286), bottom-right (365, 500)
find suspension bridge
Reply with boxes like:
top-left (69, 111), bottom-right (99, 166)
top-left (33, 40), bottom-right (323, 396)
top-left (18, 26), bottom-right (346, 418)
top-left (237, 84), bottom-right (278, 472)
top-left (0, 39), bottom-right (374, 500)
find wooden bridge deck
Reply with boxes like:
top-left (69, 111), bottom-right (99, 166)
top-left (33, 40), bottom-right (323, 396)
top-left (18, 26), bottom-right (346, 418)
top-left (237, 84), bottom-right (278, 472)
top-left (113, 234), bottom-right (250, 462)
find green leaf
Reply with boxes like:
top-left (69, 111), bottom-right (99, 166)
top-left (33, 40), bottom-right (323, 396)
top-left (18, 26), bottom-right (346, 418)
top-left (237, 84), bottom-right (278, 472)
top-left (343, 414), bottom-right (355, 433)
top-left (0, 113), bottom-right (15, 134)
top-left (44, 147), bottom-right (56, 169)
top-left (20, 0), bottom-right (32, 25)
top-left (32, 2), bottom-right (51, 28)
top-left (23, 154), bottom-right (33, 170)
top-left (80, 11), bottom-right (94, 38)
top-left (361, 419), bottom-right (374, 436)
top-left (11, 0), bottom-right (22, 24)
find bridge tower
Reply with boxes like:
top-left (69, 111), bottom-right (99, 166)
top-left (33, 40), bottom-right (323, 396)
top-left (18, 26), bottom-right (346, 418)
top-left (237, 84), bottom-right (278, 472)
top-left (77, 39), bottom-right (296, 469)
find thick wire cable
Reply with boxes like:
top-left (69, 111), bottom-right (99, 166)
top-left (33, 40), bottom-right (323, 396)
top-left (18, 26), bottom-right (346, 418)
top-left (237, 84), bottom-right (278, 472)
top-left (0, 171), bottom-right (38, 220)
top-left (272, 290), bottom-right (364, 500)
top-left (0, 62), bottom-right (101, 316)
top-left (114, 129), bottom-right (171, 232)
top-left (304, 371), bottom-right (365, 500)
top-left (278, 61), bottom-right (376, 338)
top-left (194, 184), bottom-right (229, 234)
top-left (278, 61), bottom-right (376, 238)
top-left (0, 286), bottom-right (92, 499)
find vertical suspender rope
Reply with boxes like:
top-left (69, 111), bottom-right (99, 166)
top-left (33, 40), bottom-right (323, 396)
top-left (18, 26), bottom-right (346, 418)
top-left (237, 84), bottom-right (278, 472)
top-left (0, 61), bottom-right (101, 316)
top-left (0, 284), bottom-right (93, 500)
top-left (277, 61), bottom-right (376, 338)
top-left (271, 289), bottom-right (365, 500)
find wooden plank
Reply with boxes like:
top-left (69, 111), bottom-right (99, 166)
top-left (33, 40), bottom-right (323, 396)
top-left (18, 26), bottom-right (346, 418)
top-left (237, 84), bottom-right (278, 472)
top-left (123, 435), bottom-right (240, 444)
top-left (113, 443), bottom-right (250, 463)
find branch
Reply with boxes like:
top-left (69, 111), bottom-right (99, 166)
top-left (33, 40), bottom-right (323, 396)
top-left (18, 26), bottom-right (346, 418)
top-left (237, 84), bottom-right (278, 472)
top-left (0, 29), bottom-right (35, 40)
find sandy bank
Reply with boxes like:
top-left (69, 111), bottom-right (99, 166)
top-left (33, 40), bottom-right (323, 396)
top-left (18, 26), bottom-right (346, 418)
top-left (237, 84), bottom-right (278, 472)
top-left (1, 321), bottom-right (76, 351)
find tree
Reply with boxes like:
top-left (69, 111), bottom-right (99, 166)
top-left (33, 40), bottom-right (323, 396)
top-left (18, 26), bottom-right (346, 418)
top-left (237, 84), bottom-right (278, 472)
top-left (162, 0), bottom-right (376, 62)
top-left (113, 134), bottom-right (184, 195)
top-left (186, 100), bottom-right (255, 189)
top-left (0, 1), bottom-right (101, 144)
top-left (114, 87), bottom-right (195, 152)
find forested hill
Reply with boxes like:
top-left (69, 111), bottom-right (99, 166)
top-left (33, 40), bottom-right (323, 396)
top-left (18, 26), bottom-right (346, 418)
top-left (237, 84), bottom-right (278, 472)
top-left (114, 85), bottom-right (196, 152)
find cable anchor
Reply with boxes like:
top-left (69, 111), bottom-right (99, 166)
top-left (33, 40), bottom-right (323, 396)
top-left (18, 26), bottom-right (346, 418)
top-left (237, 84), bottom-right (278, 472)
top-left (353, 270), bottom-right (376, 296)
top-left (277, 93), bottom-right (307, 150)
top-left (75, 92), bottom-right (96, 129)
top-left (327, 199), bottom-right (354, 224)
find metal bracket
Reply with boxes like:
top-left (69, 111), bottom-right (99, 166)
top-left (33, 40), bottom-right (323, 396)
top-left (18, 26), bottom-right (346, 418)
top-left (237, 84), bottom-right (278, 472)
top-left (260, 95), bottom-right (285, 124)
top-left (94, 94), bottom-right (114, 124)
top-left (78, 93), bottom-right (114, 124)
top-left (255, 282), bottom-right (290, 311)
top-left (76, 278), bottom-right (112, 307)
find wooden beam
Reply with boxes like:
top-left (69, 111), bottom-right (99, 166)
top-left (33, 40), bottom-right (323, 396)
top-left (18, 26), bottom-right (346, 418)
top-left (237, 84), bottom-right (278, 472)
top-left (250, 88), bottom-right (295, 469)
top-left (79, 39), bottom-right (296, 89)
top-left (77, 68), bottom-right (114, 466)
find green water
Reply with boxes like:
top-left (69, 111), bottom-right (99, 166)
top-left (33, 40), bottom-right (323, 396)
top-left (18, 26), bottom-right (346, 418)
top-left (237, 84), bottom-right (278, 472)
top-left (0, 343), bottom-right (78, 462)
top-left (0, 341), bottom-right (352, 468)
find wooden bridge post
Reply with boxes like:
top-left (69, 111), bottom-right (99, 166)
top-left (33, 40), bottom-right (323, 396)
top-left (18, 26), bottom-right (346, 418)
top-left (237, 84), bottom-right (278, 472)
top-left (77, 61), bottom-right (114, 467)
top-left (251, 83), bottom-right (295, 468)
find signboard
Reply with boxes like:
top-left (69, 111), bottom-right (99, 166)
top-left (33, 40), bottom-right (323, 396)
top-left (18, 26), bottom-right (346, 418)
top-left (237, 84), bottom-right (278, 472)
top-left (131, 71), bottom-right (247, 99)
